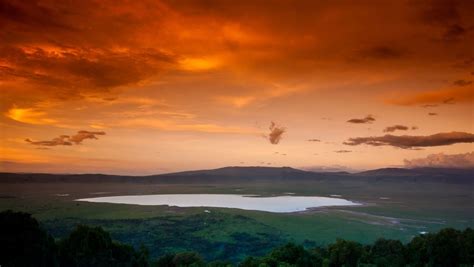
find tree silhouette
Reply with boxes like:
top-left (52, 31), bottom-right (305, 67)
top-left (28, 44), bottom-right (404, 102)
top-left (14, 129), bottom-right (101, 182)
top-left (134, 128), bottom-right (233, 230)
top-left (0, 210), bottom-right (58, 267)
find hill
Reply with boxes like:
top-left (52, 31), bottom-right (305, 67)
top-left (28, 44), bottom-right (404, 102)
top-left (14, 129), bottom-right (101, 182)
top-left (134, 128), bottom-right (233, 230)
top-left (0, 166), bottom-right (472, 184)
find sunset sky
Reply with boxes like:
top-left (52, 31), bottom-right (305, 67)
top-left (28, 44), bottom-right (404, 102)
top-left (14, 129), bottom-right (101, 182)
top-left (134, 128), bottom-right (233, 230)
top-left (1, 0), bottom-right (473, 175)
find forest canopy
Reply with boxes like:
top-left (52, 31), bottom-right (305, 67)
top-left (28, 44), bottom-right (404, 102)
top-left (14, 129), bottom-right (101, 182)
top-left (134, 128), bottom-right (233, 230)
top-left (0, 210), bottom-right (473, 267)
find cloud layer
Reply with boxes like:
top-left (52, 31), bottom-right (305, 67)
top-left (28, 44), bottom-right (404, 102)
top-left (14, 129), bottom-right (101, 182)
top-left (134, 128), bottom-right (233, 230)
top-left (25, 135), bottom-right (72, 146)
top-left (344, 132), bottom-right (474, 149)
top-left (334, 150), bottom-right (352, 153)
top-left (266, 121), bottom-right (286, 145)
top-left (387, 86), bottom-right (473, 106)
top-left (404, 152), bottom-right (474, 168)
top-left (383, 125), bottom-right (410, 133)
top-left (347, 115), bottom-right (375, 124)
top-left (25, 131), bottom-right (106, 147)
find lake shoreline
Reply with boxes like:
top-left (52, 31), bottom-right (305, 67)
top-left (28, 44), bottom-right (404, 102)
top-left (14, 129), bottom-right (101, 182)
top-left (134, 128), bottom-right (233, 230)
top-left (76, 193), bottom-right (361, 213)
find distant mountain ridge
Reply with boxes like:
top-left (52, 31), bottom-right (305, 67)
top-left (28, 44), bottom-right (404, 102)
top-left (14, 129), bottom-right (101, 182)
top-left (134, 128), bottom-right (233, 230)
top-left (0, 166), bottom-right (472, 184)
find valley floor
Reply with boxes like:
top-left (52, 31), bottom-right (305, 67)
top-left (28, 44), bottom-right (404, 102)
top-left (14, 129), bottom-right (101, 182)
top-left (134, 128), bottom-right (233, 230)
top-left (1, 181), bottom-right (473, 261)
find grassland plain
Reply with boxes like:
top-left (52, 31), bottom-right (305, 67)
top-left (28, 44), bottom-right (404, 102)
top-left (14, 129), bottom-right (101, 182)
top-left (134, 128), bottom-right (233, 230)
top-left (1, 178), bottom-right (473, 261)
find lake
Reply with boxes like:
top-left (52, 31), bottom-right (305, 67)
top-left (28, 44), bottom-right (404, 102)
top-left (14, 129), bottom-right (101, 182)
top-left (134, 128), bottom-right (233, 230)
top-left (76, 194), bottom-right (360, 212)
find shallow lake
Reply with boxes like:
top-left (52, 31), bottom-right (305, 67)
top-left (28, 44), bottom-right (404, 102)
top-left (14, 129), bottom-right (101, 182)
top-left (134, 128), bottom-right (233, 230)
top-left (76, 194), bottom-right (360, 213)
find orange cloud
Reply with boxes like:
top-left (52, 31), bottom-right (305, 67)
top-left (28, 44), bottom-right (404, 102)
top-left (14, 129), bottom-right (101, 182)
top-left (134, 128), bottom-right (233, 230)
top-left (118, 118), bottom-right (259, 134)
top-left (216, 95), bottom-right (256, 108)
top-left (387, 86), bottom-right (474, 106)
top-left (5, 107), bottom-right (56, 125)
top-left (179, 57), bottom-right (221, 71)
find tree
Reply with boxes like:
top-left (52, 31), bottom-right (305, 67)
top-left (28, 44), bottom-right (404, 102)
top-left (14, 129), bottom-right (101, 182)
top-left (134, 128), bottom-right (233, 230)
top-left (2, 210), bottom-right (474, 267)
top-left (0, 210), bottom-right (58, 267)
top-left (327, 239), bottom-right (364, 267)
top-left (207, 260), bottom-right (233, 267)
top-left (460, 228), bottom-right (474, 264)
top-left (58, 224), bottom-right (149, 267)
top-left (156, 253), bottom-right (176, 267)
top-left (269, 243), bottom-right (322, 267)
top-left (156, 251), bottom-right (204, 267)
top-left (406, 234), bottom-right (429, 267)
top-left (238, 256), bottom-right (263, 267)
top-left (172, 252), bottom-right (204, 267)
top-left (427, 228), bottom-right (461, 267)
top-left (368, 238), bottom-right (406, 267)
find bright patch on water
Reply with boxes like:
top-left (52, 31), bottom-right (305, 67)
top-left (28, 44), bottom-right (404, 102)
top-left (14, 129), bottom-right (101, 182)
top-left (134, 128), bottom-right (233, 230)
top-left (76, 194), bottom-right (360, 213)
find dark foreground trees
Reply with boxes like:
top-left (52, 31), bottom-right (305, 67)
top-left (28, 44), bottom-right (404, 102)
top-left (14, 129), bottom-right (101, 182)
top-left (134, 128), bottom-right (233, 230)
top-left (0, 210), bottom-right (58, 267)
top-left (1, 210), bottom-right (473, 267)
top-left (58, 224), bottom-right (149, 267)
top-left (0, 211), bottom-right (148, 267)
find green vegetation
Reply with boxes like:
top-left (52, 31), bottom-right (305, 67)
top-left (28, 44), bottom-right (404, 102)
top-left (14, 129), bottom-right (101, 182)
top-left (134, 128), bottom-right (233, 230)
top-left (1, 210), bottom-right (473, 267)
top-left (0, 179), bottom-right (473, 261)
top-left (1, 169), bottom-right (473, 264)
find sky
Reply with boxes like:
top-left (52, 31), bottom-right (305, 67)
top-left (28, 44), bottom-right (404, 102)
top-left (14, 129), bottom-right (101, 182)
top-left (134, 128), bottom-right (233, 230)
top-left (0, 0), bottom-right (473, 175)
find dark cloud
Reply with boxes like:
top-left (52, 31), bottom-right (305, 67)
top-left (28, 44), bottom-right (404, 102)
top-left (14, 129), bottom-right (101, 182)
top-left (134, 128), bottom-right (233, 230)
top-left (428, 112), bottom-right (438, 116)
top-left (453, 79), bottom-right (472, 86)
top-left (383, 125), bottom-right (409, 133)
top-left (347, 115), bottom-right (375, 124)
top-left (69, 131), bottom-right (106, 144)
top-left (344, 131), bottom-right (474, 149)
top-left (334, 150), bottom-right (352, 153)
top-left (359, 45), bottom-right (404, 60)
top-left (0, 0), bottom-right (178, 107)
top-left (266, 121), bottom-right (285, 145)
top-left (388, 86), bottom-right (473, 106)
top-left (26, 131), bottom-right (106, 147)
top-left (0, 46), bottom-right (175, 94)
top-left (442, 24), bottom-right (467, 41)
top-left (453, 56), bottom-right (474, 69)
top-left (25, 135), bottom-right (72, 146)
top-left (0, 0), bottom-right (76, 32)
top-left (35, 147), bottom-right (51, 150)
top-left (422, 104), bottom-right (438, 108)
top-left (411, 126), bottom-right (419, 130)
top-left (307, 139), bottom-right (320, 142)
top-left (443, 97), bottom-right (456, 104)
top-left (404, 152), bottom-right (474, 168)
top-left (417, 0), bottom-right (474, 53)
top-left (420, 0), bottom-right (460, 26)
